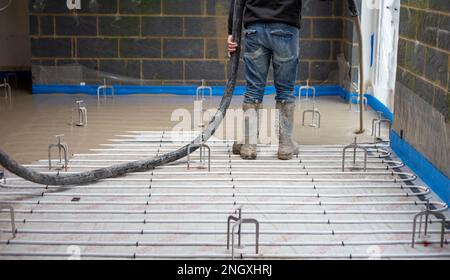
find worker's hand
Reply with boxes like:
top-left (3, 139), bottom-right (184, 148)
top-left (227, 35), bottom-right (238, 57)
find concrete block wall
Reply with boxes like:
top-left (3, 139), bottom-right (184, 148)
top-left (394, 0), bottom-right (450, 177)
top-left (341, 0), bottom-right (361, 90)
top-left (29, 0), bottom-right (346, 86)
top-left (0, 0), bottom-right (31, 71)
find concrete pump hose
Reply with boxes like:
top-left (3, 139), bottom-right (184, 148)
top-left (0, 0), bottom-right (247, 186)
top-left (0, 0), bottom-right (12, 12)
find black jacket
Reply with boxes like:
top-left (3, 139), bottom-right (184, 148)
top-left (228, 0), bottom-right (303, 35)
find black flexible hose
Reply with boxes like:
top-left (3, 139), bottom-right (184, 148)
top-left (0, 0), bottom-right (12, 12)
top-left (0, 0), bottom-right (247, 186)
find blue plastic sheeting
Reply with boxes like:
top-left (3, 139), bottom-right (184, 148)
top-left (366, 95), bottom-right (393, 123)
top-left (32, 84), bottom-right (344, 97)
top-left (339, 89), bottom-right (393, 122)
top-left (391, 131), bottom-right (450, 205)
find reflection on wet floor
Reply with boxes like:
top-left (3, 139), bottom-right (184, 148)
top-left (0, 89), bottom-right (386, 164)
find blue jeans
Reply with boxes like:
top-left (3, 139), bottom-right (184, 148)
top-left (243, 23), bottom-right (300, 104)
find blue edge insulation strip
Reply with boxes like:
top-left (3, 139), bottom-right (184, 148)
top-left (32, 83), bottom-right (450, 204)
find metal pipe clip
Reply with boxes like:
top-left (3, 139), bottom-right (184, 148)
top-left (372, 111), bottom-right (391, 140)
top-left (227, 207), bottom-right (260, 260)
top-left (342, 137), bottom-right (368, 172)
top-left (301, 81), bottom-right (321, 128)
top-left (48, 135), bottom-right (69, 172)
top-left (412, 199), bottom-right (446, 248)
top-left (97, 79), bottom-right (115, 101)
top-left (0, 78), bottom-right (12, 99)
top-left (0, 204), bottom-right (16, 239)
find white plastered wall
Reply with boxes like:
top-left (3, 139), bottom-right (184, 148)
top-left (361, 0), bottom-right (400, 112)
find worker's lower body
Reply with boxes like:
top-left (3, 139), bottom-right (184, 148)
top-left (233, 22), bottom-right (300, 160)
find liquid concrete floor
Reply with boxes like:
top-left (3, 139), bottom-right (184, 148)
top-left (0, 89), bottom-right (386, 164)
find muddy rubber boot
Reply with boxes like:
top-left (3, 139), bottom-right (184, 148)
top-left (232, 143), bottom-right (243, 155)
top-left (277, 102), bottom-right (299, 160)
top-left (233, 103), bottom-right (261, 159)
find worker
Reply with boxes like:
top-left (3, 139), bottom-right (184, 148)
top-left (227, 0), bottom-right (310, 160)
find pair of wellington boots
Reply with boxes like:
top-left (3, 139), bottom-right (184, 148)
top-left (232, 102), bottom-right (299, 160)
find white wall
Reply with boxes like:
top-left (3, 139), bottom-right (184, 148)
top-left (361, 0), bottom-right (400, 111)
top-left (0, 0), bottom-right (31, 70)
top-left (361, 0), bottom-right (378, 89)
